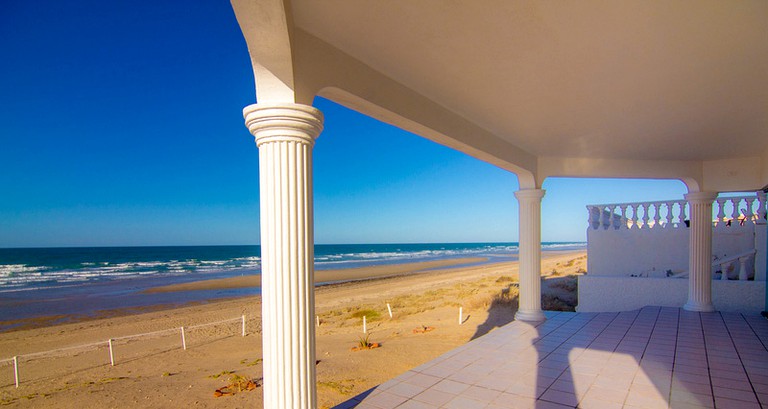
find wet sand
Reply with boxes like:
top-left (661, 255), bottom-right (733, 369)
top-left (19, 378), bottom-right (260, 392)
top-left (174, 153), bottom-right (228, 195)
top-left (143, 257), bottom-right (489, 294)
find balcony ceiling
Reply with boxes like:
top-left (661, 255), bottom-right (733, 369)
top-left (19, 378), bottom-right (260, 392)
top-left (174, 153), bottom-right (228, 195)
top-left (292, 1), bottom-right (768, 163)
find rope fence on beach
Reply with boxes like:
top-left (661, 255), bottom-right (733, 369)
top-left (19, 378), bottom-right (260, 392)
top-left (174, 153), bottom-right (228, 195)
top-left (2, 315), bottom-right (246, 388)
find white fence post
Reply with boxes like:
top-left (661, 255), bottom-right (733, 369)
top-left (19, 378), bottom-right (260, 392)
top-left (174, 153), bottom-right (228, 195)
top-left (387, 303), bottom-right (393, 318)
top-left (5, 316), bottom-right (245, 384)
top-left (108, 339), bottom-right (115, 366)
top-left (13, 356), bottom-right (19, 388)
top-left (363, 316), bottom-right (367, 334)
top-left (459, 307), bottom-right (463, 325)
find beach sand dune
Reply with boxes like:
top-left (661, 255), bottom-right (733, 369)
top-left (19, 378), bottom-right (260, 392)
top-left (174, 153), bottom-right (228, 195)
top-left (0, 251), bottom-right (586, 408)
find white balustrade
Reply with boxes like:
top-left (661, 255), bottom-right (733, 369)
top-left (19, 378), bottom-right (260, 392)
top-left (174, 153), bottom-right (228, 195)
top-left (587, 199), bottom-right (688, 230)
top-left (587, 193), bottom-right (766, 284)
top-left (714, 250), bottom-right (756, 281)
top-left (587, 193), bottom-right (767, 231)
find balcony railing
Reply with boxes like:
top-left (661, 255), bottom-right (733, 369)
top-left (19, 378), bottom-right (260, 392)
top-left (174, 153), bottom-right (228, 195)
top-left (586, 192), bottom-right (767, 282)
top-left (587, 193), bottom-right (767, 231)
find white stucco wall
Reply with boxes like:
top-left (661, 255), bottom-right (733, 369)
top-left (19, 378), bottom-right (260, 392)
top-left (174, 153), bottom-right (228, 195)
top-left (587, 226), bottom-right (758, 277)
top-left (587, 227), bottom-right (690, 277)
top-left (577, 276), bottom-right (766, 313)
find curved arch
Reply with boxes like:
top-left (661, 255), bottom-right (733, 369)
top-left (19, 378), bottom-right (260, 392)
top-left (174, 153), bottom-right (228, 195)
top-left (231, 0), bottom-right (296, 103)
top-left (681, 177), bottom-right (701, 193)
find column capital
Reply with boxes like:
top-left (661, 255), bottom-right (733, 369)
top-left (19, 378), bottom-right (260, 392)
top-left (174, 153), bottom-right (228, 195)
top-left (684, 191), bottom-right (718, 203)
top-left (514, 188), bottom-right (546, 201)
top-left (243, 103), bottom-right (324, 147)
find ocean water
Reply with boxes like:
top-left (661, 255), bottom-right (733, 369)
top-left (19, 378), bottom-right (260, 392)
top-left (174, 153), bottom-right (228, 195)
top-left (0, 242), bottom-right (584, 327)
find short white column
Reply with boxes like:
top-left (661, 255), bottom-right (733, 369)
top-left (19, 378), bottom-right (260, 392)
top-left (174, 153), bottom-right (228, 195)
top-left (515, 189), bottom-right (546, 321)
top-left (244, 103), bottom-right (323, 409)
top-left (684, 191), bottom-right (718, 312)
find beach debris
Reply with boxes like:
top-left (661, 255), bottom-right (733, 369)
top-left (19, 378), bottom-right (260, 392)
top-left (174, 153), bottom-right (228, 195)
top-left (351, 333), bottom-right (380, 351)
top-left (412, 325), bottom-right (435, 334)
top-left (213, 375), bottom-right (261, 397)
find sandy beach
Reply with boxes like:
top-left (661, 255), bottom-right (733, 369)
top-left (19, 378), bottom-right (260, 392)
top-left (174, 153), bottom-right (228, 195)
top-left (0, 250), bottom-right (586, 409)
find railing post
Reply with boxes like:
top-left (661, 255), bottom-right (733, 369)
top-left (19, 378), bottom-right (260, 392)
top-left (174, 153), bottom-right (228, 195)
top-left (600, 206), bottom-right (609, 230)
top-left (745, 198), bottom-right (756, 226)
top-left (757, 192), bottom-right (767, 222)
top-left (620, 205), bottom-right (629, 229)
top-left (664, 202), bottom-right (673, 228)
top-left (587, 206), bottom-right (596, 230)
top-left (730, 198), bottom-right (740, 225)
top-left (642, 203), bottom-right (651, 229)
top-left (716, 198), bottom-right (727, 227)
top-left (738, 256), bottom-right (750, 280)
top-left (630, 204), bottom-right (639, 229)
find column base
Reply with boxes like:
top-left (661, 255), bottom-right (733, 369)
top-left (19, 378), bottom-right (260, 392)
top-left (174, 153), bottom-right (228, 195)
top-left (515, 309), bottom-right (546, 321)
top-left (683, 301), bottom-right (715, 312)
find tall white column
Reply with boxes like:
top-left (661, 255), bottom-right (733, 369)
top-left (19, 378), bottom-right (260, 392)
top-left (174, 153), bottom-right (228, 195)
top-left (515, 189), bottom-right (546, 321)
top-left (684, 191), bottom-right (718, 312)
top-left (244, 103), bottom-right (323, 409)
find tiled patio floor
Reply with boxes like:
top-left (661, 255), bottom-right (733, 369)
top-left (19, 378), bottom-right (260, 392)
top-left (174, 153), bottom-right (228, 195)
top-left (334, 307), bottom-right (768, 409)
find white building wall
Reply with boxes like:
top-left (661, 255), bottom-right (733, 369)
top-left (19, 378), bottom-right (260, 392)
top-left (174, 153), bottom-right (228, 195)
top-left (587, 226), bottom-right (757, 278)
top-left (577, 276), bottom-right (766, 313)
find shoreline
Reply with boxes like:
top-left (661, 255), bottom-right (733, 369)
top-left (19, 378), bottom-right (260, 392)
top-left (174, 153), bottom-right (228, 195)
top-left (0, 251), bottom-right (583, 334)
top-left (143, 257), bottom-right (490, 294)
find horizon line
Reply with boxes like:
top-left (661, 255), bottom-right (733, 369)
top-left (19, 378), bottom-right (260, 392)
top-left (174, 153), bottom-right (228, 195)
top-left (0, 241), bottom-right (588, 250)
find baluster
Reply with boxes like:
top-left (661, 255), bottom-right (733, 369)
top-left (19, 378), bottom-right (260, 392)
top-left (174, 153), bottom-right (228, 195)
top-left (669, 202), bottom-right (685, 227)
top-left (715, 198), bottom-right (727, 228)
top-left (680, 202), bottom-right (688, 227)
top-left (757, 192), bottom-right (767, 224)
top-left (620, 205), bottom-right (628, 230)
top-left (730, 198), bottom-right (740, 226)
top-left (587, 206), bottom-right (596, 230)
top-left (630, 204), bottom-right (640, 230)
top-left (641, 203), bottom-right (651, 229)
top-left (744, 198), bottom-right (755, 226)
top-left (610, 205), bottom-right (620, 229)
top-left (665, 202), bottom-right (674, 228)
top-left (738, 256), bottom-right (749, 280)
top-left (600, 206), bottom-right (609, 230)
top-left (653, 203), bottom-right (662, 229)
top-left (720, 262), bottom-right (729, 280)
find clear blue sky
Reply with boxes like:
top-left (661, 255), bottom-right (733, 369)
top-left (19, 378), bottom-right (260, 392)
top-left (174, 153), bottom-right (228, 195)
top-left (0, 1), bottom-right (688, 248)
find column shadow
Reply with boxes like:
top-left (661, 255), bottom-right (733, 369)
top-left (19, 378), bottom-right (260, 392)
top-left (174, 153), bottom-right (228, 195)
top-left (470, 284), bottom-right (519, 340)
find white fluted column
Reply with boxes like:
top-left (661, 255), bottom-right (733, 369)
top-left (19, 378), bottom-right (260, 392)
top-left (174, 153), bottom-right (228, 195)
top-left (684, 191), bottom-right (718, 312)
top-left (515, 189), bottom-right (546, 321)
top-left (244, 103), bottom-right (323, 409)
